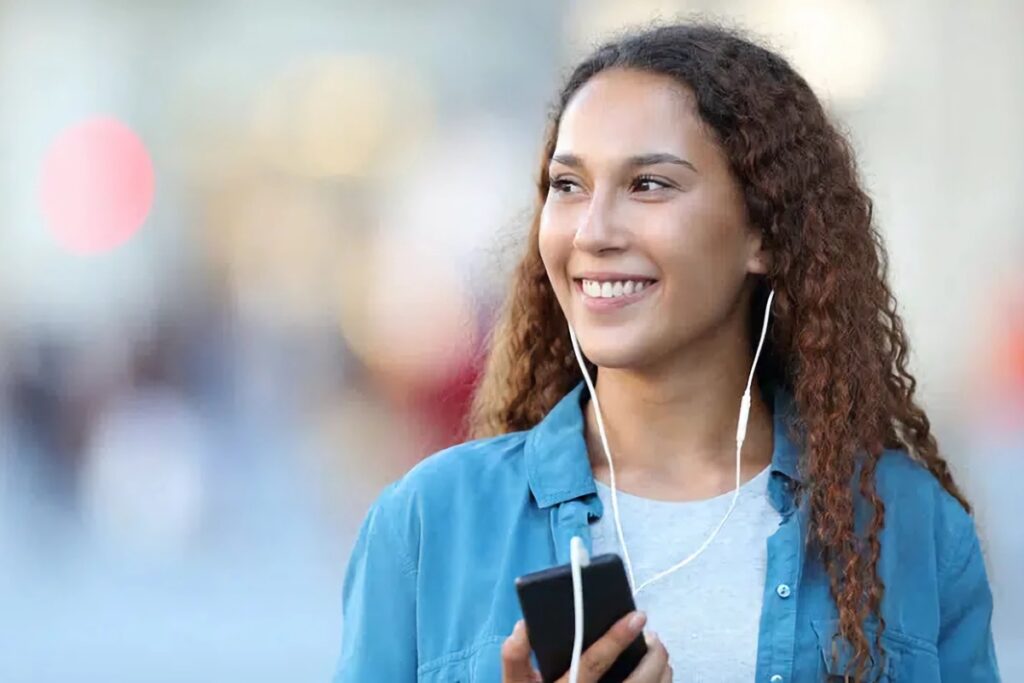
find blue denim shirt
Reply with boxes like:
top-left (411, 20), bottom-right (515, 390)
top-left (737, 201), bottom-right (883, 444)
top-left (334, 383), bottom-right (999, 681)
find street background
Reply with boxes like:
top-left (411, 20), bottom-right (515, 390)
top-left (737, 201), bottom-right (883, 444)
top-left (1, 1), bottom-right (1021, 680)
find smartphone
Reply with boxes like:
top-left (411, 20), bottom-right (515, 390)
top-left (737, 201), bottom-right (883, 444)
top-left (514, 553), bottom-right (647, 683)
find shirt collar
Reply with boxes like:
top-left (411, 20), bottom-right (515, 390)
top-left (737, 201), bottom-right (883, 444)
top-left (524, 380), bottom-right (804, 509)
top-left (769, 387), bottom-right (802, 483)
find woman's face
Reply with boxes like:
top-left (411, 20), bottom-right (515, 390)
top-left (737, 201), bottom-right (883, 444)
top-left (539, 68), bottom-right (767, 371)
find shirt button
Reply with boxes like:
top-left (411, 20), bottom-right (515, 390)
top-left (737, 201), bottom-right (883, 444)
top-left (770, 676), bottom-right (783, 683)
top-left (775, 583), bottom-right (791, 598)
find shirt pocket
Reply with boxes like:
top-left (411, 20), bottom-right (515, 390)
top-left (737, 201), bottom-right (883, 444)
top-left (418, 656), bottom-right (468, 683)
top-left (811, 619), bottom-right (940, 681)
top-left (467, 638), bottom-right (504, 682)
top-left (418, 636), bottom-right (504, 683)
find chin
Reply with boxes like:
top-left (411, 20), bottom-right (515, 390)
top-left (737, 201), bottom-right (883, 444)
top-left (575, 337), bottom-right (654, 371)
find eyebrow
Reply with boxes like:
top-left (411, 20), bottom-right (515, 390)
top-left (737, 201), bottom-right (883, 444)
top-left (550, 152), bottom-right (697, 173)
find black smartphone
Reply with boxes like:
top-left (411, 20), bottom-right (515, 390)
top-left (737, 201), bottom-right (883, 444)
top-left (514, 553), bottom-right (647, 683)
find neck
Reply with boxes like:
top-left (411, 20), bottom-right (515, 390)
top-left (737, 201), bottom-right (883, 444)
top-left (583, 319), bottom-right (774, 501)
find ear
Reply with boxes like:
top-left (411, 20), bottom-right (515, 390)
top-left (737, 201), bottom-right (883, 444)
top-left (745, 231), bottom-right (772, 275)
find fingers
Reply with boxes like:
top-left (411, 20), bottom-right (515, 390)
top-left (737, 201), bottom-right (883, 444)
top-left (572, 610), bottom-right (647, 682)
top-left (623, 630), bottom-right (671, 682)
top-left (501, 620), bottom-right (541, 683)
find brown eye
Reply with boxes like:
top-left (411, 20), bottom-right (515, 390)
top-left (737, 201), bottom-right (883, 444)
top-left (549, 177), bottom-right (582, 194)
top-left (632, 174), bottom-right (671, 192)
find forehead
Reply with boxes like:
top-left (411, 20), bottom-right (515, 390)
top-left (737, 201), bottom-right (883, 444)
top-left (555, 68), bottom-right (708, 159)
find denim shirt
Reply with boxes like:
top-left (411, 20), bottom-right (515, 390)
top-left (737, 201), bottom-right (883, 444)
top-left (334, 383), bottom-right (999, 682)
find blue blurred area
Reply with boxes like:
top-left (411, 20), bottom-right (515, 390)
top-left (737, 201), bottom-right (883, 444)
top-left (0, 0), bottom-right (1021, 680)
top-left (0, 317), bottom-right (348, 680)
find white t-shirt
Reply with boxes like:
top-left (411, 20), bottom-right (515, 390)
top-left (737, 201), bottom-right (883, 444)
top-left (590, 466), bottom-right (781, 683)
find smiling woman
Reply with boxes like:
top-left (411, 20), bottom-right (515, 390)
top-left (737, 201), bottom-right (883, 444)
top-left (333, 23), bottom-right (1000, 683)
top-left (540, 68), bottom-right (763, 375)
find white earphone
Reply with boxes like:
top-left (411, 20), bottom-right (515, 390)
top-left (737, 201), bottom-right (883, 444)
top-left (566, 288), bottom-right (775, 682)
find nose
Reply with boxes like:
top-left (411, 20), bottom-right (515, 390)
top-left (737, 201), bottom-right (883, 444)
top-left (572, 190), bottom-right (627, 254)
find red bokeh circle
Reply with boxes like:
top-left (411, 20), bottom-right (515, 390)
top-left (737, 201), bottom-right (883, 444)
top-left (39, 117), bottom-right (155, 254)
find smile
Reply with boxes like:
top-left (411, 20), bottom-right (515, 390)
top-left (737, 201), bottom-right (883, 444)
top-left (574, 278), bottom-right (659, 311)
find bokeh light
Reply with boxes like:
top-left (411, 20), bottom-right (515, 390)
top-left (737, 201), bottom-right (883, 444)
top-left (250, 54), bottom-right (435, 179)
top-left (336, 229), bottom-right (479, 392)
top-left (740, 0), bottom-right (886, 103)
top-left (38, 117), bottom-right (155, 254)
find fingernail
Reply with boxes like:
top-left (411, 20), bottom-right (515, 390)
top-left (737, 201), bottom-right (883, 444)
top-left (513, 619), bottom-right (524, 635)
top-left (645, 629), bottom-right (659, 645)
top-left (628, 611), bottom-right (647, 632)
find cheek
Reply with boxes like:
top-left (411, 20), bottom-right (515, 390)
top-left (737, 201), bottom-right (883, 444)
top-left (657, 192), bottom-right (748, 277)
top-left (538, 206), bottom-right (570, 282)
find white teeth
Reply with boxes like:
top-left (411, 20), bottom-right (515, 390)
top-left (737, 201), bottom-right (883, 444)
top-left (580, 279), bottom-right (654, 299)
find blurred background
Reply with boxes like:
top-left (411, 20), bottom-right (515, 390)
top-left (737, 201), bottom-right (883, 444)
top-left (0, 0), bottom-right (1021, 680)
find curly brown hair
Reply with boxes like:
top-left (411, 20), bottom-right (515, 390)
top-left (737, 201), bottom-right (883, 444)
top-left (468, 23), bottom-right (969, 681)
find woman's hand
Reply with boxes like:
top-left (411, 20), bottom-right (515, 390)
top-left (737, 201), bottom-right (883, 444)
top-left (501, 611), bottom-right (673, 683)
top-left (500, 620), bottom-right (542, 683)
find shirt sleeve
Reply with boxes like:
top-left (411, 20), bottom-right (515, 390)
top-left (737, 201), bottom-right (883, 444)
top-left (937, 508), bottom-right (1001, 681)
top-left (332, 484), bottom-right (418, 682)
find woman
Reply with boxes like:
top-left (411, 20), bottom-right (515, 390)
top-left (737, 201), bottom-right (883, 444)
top-left (335, 23), bottom-right (999, 682)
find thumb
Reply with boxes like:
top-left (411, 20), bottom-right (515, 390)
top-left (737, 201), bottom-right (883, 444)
top-left (501, 620), bottom-right (540, 682)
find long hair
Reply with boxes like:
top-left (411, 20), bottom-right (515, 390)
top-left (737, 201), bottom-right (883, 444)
top-left (468, 23), bottom-right (968, 680)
